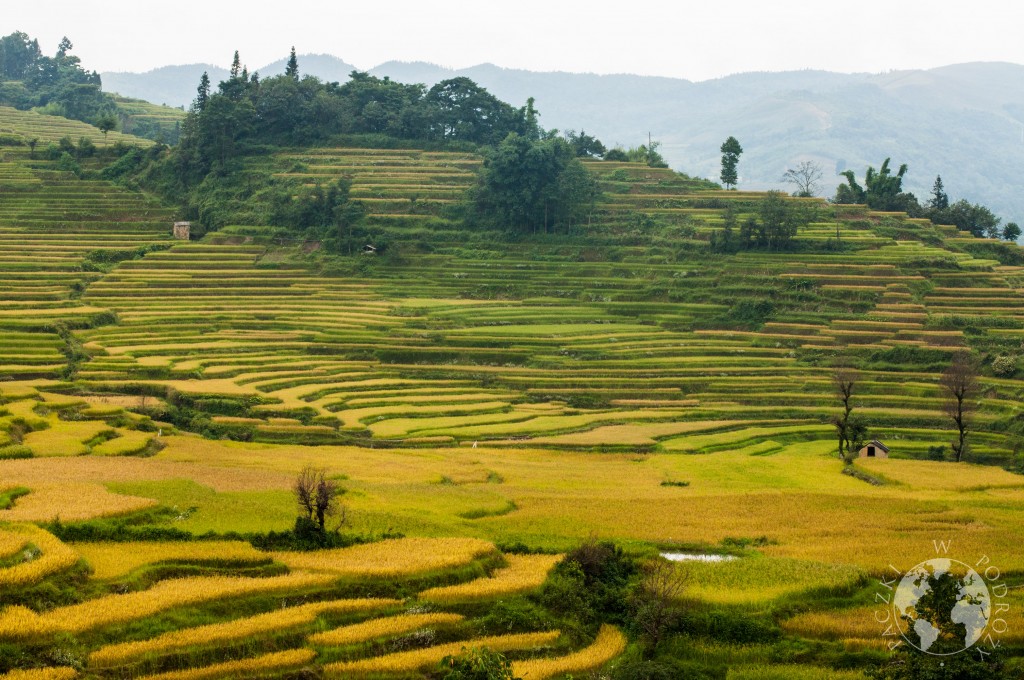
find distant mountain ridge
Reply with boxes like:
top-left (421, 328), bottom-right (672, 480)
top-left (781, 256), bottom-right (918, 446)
top-left (102, 56), bottom-right (1024, 225)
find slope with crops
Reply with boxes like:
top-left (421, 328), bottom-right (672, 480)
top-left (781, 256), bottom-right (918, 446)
top-left (1, 92), bottom-right (1024, 679)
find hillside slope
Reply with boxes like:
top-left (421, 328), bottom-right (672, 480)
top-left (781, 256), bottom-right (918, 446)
top-left (2, 114), bottom-right (1024, 677)
top-left (103, 58), bottom-right (1024, 225)
top-left (3, 122), bottom-right (1022, 464)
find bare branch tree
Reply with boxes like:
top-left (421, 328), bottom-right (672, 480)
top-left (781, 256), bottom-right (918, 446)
top-left (631, 558), bottom-right (687, 657)
top-left (831, 363), bottom-right (862, 463)
top-left (294, 464), bottom-right (342, 531)
top-left (782, 160), bottom-right (824, 198)
top-left (940, 353), bottom-right (979, 463)
top-left (294, 465), bottom-right (317, 521)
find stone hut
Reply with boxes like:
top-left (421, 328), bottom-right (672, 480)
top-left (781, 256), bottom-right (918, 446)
top-left (858, 440), bottom-right (889, 459)
top-left (172, 221), bottom-right (191, 240)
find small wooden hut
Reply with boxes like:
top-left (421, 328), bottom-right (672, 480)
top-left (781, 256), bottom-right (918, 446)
top-left (858, 440), bottom-right (889, 459)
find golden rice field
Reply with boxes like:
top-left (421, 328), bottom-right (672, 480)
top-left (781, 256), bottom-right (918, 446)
top-left (321, 630), bottom-right (561, 676)
top-left (134, 648), bottom-right (315, 680)
top-left (725, 664), bottom-right (869, 680)
top-left (74, 540), bottom-right (268, 579)
top-left (418, 553), bottom-right (562, 603)
top-left (0, 669), bottom-right (79, 680)
top-left (0, 528), bottom-right (27, 560)
top-left (673, 556), bottom-right (866, 605)
top-left (68, 432), bottom-right (1024, 574)
top-left (0, 481), bottom-right (157, 522)
top-left (308, 611), bottom-right (465, 647)
top-left (89, 598), bottom-right (399, 668)
top-left (0, 525), bottom-right (79, 587)
top-left (0, 571), bottom-right (336, 637)
top-left (781, 587), bottom-right (1024, 647)
top-left (513, 625), bottom-right (627, 679)
top-left (271, 537), bottom-right (497, 577)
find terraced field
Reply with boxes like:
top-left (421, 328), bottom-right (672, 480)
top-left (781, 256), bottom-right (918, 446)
top-left (0, 528), bottom-right (601, 679)
top-left (110, 97), bottom-right (186, 142)
top-left (70, 224), bottom-right (1020, 462)
top-left (2, 110), bottom-right (1024, 676)
top-left (0, 107), bottom-right (173, 393)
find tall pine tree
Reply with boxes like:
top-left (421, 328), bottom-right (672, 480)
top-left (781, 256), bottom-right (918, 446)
top-left (929, 175), bottom-right (949, 210)
top-left (285, 47), bottom-right (299, 81)
top-left (194, 71), bottom-right (210, 112)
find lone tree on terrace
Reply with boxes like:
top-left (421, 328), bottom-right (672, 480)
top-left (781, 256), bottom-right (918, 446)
top-left (782, 160), bottom-right (823, 197)
top-left (631, 557), bottom-right (687, 657)
top-left (940, 353), bottom-right (979, 463)
top-left (831, 363), bottom-right (867, 463)
top-left (294, 464), bottom-right (343, 532)
top-left (720, 136), bottom-right (742, 190)
top-left (96, 114), bottom-right (117, 146)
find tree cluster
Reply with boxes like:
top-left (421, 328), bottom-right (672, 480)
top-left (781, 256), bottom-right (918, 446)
top-left (0, 32), bottom-right (115, 126)
top-left (712, 191), bottom-right (814, 252)
top-left (471, 133), bottom-right (600, 233)
top-left (603, 140), bottom-right (667, 167)
top-left (563, 129), bottom-right (607, 158)
top-left (173, 51), bottom-right (544, 185)
top-left (834, 158), bottom-right (917, 213)
top-left (834, 160), bottom-right (1019, 241)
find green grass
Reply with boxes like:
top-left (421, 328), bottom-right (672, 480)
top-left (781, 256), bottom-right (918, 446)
top-left (105, 480), bottom-right (296, 534)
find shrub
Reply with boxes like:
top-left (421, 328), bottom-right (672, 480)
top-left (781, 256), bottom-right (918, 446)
top-left (541, 540), bottom-right (637, 627)
top-left (992, 355), bottom-right (1018, 377)
top-left (0, 446), bottom-right (32, 460)
top-left (679, 607), bottom-right (779, 644)
top-left (479, 597), bottom-right (555, 633)
top-left (440, 646), bottom-right (516, 680)
top-left (56, 152), bottom-right (81, 176)
top-left (613, 657), bottom-right (719, 680)
top-left (723, 300), bottom-right (775, 328)
top-left (867, 648), bottom-right (1011, 680)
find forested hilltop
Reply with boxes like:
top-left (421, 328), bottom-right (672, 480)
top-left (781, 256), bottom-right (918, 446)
top-left (103, 55), bottom-right (1024, 228)
top-left (110, 48), bottom-right (708, 249)
top-left (0, 31), bottom-right (184, 142)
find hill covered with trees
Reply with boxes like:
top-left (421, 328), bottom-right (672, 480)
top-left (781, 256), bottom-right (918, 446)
top-left (104, 56), bottom-right (1024, 228)
top-left (0, 31), bottom-right (184, 142)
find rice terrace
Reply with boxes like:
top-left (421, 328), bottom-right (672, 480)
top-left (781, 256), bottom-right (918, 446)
top-left (1, 24), bottom-right (1024, 680)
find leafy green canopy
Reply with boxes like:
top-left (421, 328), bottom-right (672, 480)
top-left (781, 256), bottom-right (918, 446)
top-left (835, 160), bottom-right (1013, 240)
top-left (719, 136), bottom-right (742, 189)
top-left (171, 58), bottom-right (541, 187)
top-left (471, 133), bottom-right (600, 233)
top-left (0, 32), bottom-right (114, 125)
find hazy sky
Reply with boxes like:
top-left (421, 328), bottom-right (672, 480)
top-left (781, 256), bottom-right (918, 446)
top-left (6, 0), bottom-right (1024, 79)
